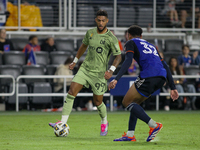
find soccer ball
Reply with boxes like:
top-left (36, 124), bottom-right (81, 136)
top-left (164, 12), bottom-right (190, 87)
top-left (54, 122), bottom-right (70, 137)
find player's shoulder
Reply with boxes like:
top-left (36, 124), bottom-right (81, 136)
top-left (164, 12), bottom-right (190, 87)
top-left (123, 40), bottom-right (135, 52)
top-left (106, 30), bottom-right (115, 37)
top-left (132, 38), bottom-right (155, 47)
top-left (125, 39), bottom-right (135, 47)
top-left (86, 27), bottom-right (96, 35)
top-left (106, 30), bottom-right (118, 41)
top-left (87, 27), bottom-right (96, 32)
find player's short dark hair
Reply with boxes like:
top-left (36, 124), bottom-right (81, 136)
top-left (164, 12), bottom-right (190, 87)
top-left (128, 25), bottom-right (143, 37)
top-left (29, 35), bottom-right (37, 41)
top-left (96, 10), bottom-right (108, 18)
top-left (64, 57), bottom-right (73, 65)
top-left (182, 44), bottom-right (189, 50)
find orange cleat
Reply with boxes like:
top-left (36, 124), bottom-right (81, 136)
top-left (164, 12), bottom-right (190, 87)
top-left (114, 132), bottom-right (136, 141)
top-left (146, 122), bottom-right (163, 142)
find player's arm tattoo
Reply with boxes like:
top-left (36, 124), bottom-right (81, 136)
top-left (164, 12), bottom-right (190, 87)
top-left (112, 54), bottom-right (122, 68)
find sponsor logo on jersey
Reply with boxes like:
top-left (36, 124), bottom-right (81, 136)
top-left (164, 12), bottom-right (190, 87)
top-left (89, 46), bottom-right (95, 50)
top-left (100, 39), bottom-right (105, 45)
top-left (96, 47), bottom-right (103, 53)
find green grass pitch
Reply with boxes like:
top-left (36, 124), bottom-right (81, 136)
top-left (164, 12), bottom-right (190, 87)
top-left (0, 111), bottom-right (200, 150)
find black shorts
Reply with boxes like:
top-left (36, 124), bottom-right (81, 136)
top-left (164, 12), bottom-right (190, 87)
top-left (134, 76), bottom-right (166, 97)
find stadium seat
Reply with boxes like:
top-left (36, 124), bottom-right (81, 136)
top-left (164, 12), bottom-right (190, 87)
top-left (38, 5), bottom-right (54, 26)
top-left (8, 83), bottom-right (28, 104)
top-left (22, 65), bottom-right (46, 84)
top-left (50, 51), bottom-right (71, 65)
top-left (99, 6), bottom-right (113, 27)
top-left (165, 39), bottom-right (184, 52)
top-left (77, 5), bottom-right (95, 27)
top-left (163, 52), bottom-right (181, 64)
top-left (35, 51), bottom-right (49, 66)
top-left (138, 7), bottom-right (153, 27)
top-left (46, 64), bottom-right (58, 86)
top-left (76, 39), bottom-right (83, 51)
top-left (145, 39), bottom-right (163, 52)
top-left (46, 64), bottom-right (58, 75)
top-left (31, 82), bottom-right (52, 104)
top-left (38, 38), bottom-right (46, 46)
top-left (3, 51), bottom-right (26, 65)
top-left (0, 65), bottom-right (21, 86)
top-left (117, 6), bottom-right (136, 27)
top-left (55, 39), bottom-right (75, 53)
top-left (10, 38), bottom-right (28, 51)
top-left (184, 65), bottom-right (200, 84)
top-left (184, 65), bottom-right (200, 75)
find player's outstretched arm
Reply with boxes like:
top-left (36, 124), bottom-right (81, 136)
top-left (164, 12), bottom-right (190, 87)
top-left (115, 52), bottom-right (133, 81)
top-left (108, 52), bottom-right (133, 90)
top-left (104, 54), bottom-right (122, 80)
top-left (162, 60), bottom-right (176, 89)
top-left (170, 89), bottom-right (179, 101)
top-left (161, 60), bottom-right (179, 100)
top-left (69, 43), bottom-right (88, 70)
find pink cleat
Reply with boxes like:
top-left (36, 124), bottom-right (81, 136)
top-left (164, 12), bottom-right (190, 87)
top-left (100, 122), bottom-right (109, 136)
top-left (49, 121), bottom-right (61, 128)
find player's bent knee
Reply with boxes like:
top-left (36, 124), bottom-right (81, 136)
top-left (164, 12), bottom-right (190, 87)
top-left (122, 98), bottom-right (142, 108)
top-left (122, 100), bottom-right (129, 108)
top-left (93, 100), bottom-right (102, 106)
top-left (68, 89), bottom-right (77, 97)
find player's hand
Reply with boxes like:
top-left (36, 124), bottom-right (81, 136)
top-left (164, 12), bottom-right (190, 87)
top-left (108, 79), bottom-right (118, 90)
top-left (104, 70), bottom-right (113, 80)
top-left (170, 89), bottom-right (179, 101)
top-left (69, 62), bottom-right (76, 70)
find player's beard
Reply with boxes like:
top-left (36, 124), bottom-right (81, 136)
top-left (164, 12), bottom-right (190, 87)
top-left (97, 25), bottom-right (106, 33)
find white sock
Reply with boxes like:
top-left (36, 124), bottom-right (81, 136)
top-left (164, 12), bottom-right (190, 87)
top-left (148, 119), bottom-right (157, 128)
top-left (61, 115), bottom-right (69, 124)
top-left (127, 131), bottom-right (134, 137)
top-left (101, 116), bottom-right (107, 124)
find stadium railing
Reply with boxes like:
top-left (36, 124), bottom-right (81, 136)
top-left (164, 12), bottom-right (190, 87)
top-left (15, 75), bottom-right (111, 112)
top-left (5, 31), bottom-right (186, 40)
top-left (157, 75), bottom-right (200, 111)
top-left (15, 75), bottom-right (200, 112)
top-left (3, 0), bottom-right (67, 31)
top-left (68, 0), bottom-right (199, 32)
top-left (1, 0), bottom-right (199, 33)
top-left (0, 75), bottom-right (15, 96)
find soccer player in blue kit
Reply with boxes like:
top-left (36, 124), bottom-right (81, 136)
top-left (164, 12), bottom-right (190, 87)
top-left (109, 25), bottom-right (179, 142)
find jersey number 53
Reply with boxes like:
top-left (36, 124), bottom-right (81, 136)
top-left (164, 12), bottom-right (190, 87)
top-left (140, 42), bottom-right (159, 56)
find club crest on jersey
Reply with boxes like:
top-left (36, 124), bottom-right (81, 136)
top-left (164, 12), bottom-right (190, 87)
top-left (96, 47), bottom-right (103, 53)
top-left (90, 33), bottom-right (93, 39)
